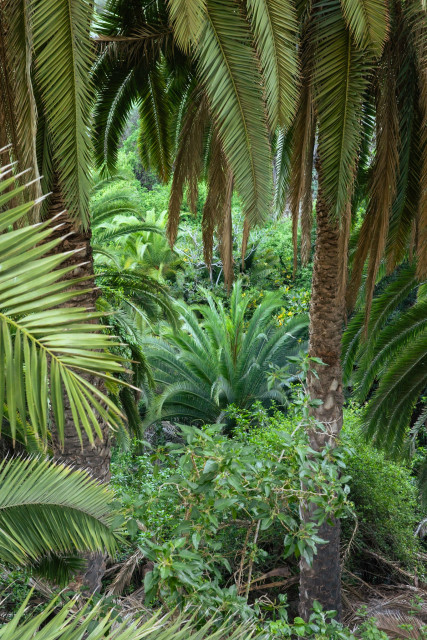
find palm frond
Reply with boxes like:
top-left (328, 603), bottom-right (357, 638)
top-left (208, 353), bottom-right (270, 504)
top-left (0, 168), bottom-right (126, 447)
top-left (196, 0), bottom-right (272, 225)
top-left (246, 0), bottom-right (298, 128)
top-left (167, 0), bottom-right (206, 52)
top-left (386, 12), bottom-right (421, 271)
top-left (363, 332), bottom-right (427, 455)
top-left (314, 0), bottom-right (371, 218)
top-left (167, 90), bottom-right (209, 246)
top-left (0, 456), bottom-right (118, 566)
top-left (342, 264), bottom-right (417, 381)
top-left (289, 29), bottom-right (315, 270)
top-left (347, 45), bottom-right (400, 316)
top-left (0, 592), bottom-right (255, 640)
top-left (3, 1), bottom-right (41, 206)
top-left (138, 62), bottom-right (173, 182)
top-left (340, 0), bottom-right (388, 56)
top-left (31, 0), bottom-right (94, 226)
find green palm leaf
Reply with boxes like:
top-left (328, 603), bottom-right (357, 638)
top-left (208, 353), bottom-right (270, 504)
top-left (0, 168), bottom-right (126, 446)
top-left (0, 593), bottom-right (254, 640)
top-left (314, 0), bottom-right (371, 218)
top-left (246, 0), bottom-right (298, 128)
top-left (195, 0), bottom-right (272, 225)
top-left (0, 456), bottom-right (118, 566)
top-left (31, 0), bottom-right (94, 226)
top-left (340, 0), bottom-right (388, 55)
top-left (168, 0), bottom-right (207, 52)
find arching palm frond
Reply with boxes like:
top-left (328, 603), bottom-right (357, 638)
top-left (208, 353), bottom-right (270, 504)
top-left (143, 281), bottom-right (308, 426)
top-left (343, 265), bottom-right (427, 456)
top-left (0, 456), bottom-right (118, 568)
top-left (246, 0), bottom-right (298, 129)
top-left (196, 0), bottom-right (271, 225)
top-left (31, 0), bottom-right (94, 226)
top-left (313, 0), bottom-right (371, 219)
top-left (340, 0), bottom-right (388, 55)
top-left (0, 166), bottom-right (126, 448)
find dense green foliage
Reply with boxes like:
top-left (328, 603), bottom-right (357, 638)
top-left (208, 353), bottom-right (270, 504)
top-left (1, 0), bottom-right (426, 633)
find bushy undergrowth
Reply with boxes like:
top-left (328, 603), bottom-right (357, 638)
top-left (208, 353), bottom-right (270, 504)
top-left (111, 405), bottom-right (424, 601)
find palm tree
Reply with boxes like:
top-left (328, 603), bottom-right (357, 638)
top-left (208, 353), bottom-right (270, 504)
top-left (143, 281), bottom-right (308, 426)
top-left (93, 0), bottom-right (427, 619)
top-left (276, 0), bottom-right (426, 618)
top-left (92, 0), bottom-right (298, 288)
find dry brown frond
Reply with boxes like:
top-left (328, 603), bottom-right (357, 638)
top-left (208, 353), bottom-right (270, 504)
top-left (202, 128), bottom-right (228, 268)
top-left (301, 121), bottom-right (315, 266)
top-left (416, 25), bottom-right (427, 278)
top-left (289, 38), bottom-right (315, 274)
top-left (107, 549), bottom-right (145, 596)
top-left (167, 91), bottom-right (209, 247)
top-left (338, 201), bottom-right (351, 309)
top-left (347, 50), bottom-right (399, 316)
top-left (241, 217), bottom-right (250, 270)
top-left (219, 170), bottom-right (234, 292)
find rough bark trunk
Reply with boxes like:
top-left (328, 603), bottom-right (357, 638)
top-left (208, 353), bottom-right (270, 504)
top-left (48, 192), bottom-right (111, 592)
top-left (298, 169), bottom-right (345, 620)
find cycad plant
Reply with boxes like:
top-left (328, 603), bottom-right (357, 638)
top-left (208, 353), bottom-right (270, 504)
top-left (143, 282), bottom-right (308, 426)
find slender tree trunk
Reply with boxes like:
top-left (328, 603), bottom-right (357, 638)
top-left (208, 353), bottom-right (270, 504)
top-left (299, 167), bottom-right (345, 620)
top-left (48, 191), bottom-right (111, 591)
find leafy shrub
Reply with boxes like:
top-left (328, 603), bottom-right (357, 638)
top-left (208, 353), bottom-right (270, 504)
top-left (341, 407), bottom-right (423, 570)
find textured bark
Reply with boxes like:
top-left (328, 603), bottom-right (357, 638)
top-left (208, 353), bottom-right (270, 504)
top-left (299, 170), bottom-right (345, 620)
top-left (48, 192), bottom-right (111, 592)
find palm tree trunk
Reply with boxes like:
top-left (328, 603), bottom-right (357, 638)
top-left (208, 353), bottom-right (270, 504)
top-left (48, 191), bottom-right (111, 592)
top-left (299, 167), bottom-right (345, 620)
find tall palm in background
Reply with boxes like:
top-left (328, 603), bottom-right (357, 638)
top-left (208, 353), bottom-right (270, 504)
top-left (92, 0), bottom-right (298, 288)
top-left (93, 0), bottom-right (427, 618)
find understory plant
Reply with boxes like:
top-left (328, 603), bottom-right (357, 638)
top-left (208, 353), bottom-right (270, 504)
top-left (142, 281), bottom-right (308, 426)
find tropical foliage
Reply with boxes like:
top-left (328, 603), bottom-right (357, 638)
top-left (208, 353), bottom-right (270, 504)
top-left (142, 282), bottom-right (308, 425)
top-left (0, 456), bottom-right (118, 582)
top-left (1, 0), bottom-right (427, 633)
top-left (343, 265), bottom-right (426, 457)
top-left (0, 594), bottom-right (255, 640)
top-left (0, 162), bottom-right (126, 447)
top-left (0, 0), bottom-right (95, 224)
